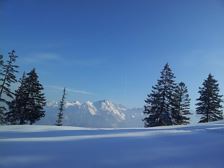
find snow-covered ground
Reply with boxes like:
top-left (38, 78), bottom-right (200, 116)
top-left (0, 121), bottom-right (224, 168)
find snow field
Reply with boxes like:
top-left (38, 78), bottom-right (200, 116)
top-left (0, 122), bottom-right (224, 168)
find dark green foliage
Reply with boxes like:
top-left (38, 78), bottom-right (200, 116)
top-left (143, 63), bottom-right (177, 127)
top-left (6, 69), bottom-right (46, 125)
top-left (0, 51), bottom-right (18, 124)
top-left (0, 54), bottom-right (4, 123)
top-left (5, 99), bottom-right (19, 125)
top-left (0, 54), bottom-right (3, 74)
top-left (5, 73), bottom-right (27, 124)
top-left (172, 82), bottom-right (191, 125)
top-left (196, 74), bottom-right (223, 123)
top-left (23, 69), bottom-right (46, 124)
top-left (0, 50), bottom-right (18, 99)
top-left (0, 108), bottom-right (4, 124)
top-left (56, 88), bottom-right (66, 126)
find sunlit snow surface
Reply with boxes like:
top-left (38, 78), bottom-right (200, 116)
top-left (0, 122), bottom-right (224, 168)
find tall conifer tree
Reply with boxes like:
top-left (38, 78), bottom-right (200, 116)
top-left (56, 88), bottom-right (66, 126)
top-left (172, 82), bottom-right (191, 125)
top-left (5, 73), bottom-right (27, 124)
top-left (6, 69), bottom-right (46, 125)
top-left (143, 63), bottom-right (177, 127)
top-left (196, 74), bottom-right (223, 123)
top-left (0, 50), bottom-right (18, 124)
top-left (24, 69), bottom-right (46, 124)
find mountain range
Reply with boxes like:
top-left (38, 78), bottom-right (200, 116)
top-left (37, 100), bottom-right (144, 128)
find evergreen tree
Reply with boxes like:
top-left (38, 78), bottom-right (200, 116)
top-left (24, 69), bottom-right (46, 124)
top-left (56, 88), bottom-right (66, 126)
top-left (0, 50), bottom-right (18, 124)
top-left (172, 82), bottom-right (191, 125)
top-left (6, 69), bottom-right (46, 125)
top-left (196, 74), bottom-right (223, 123)
top-left (143, 63), bottom-right (177, 127)
top-left (5, 73), bottom-right (28, 124)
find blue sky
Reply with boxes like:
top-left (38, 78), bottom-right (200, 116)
top-left (1, 0), bottom-right (224, 108)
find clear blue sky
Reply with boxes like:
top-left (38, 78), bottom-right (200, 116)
top-left (1, 0), bottom-right (224, 108)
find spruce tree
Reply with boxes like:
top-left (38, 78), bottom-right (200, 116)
top-left (143, 63), bottom-right (177, 127)
top-left (5, 73), bottom-right (28, 124)
top-left (172, 82), bottom-right (191, 125)
top-left (6, 69), bottom-right (46, 125)
top-left (24, 69), bottom-right (46, 124)
top-left (56, 88), bottom-right (66, 126)
top-left (196, 74), bottom-right (223, 123)
top-left (0, 50), bottom-right (18, 124)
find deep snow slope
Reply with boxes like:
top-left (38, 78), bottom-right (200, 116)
top-left (0, 122), bottom-right (224, 168)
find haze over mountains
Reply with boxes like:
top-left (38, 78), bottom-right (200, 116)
top-left (38, 100), bottom-right (144, 128)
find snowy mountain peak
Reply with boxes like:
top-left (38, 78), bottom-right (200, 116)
top-left (93, 100), bottom-right (126, 121)
top-left (47, 100), bottom-right (82, 108)
top-left (81, 101), bottom-right (97, 115)
top-left (65, 101), bottom-right (81, 108)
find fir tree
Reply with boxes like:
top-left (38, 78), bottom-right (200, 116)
top-left (56, 88), bottom-right (66, 126)
top-left (172, 82), bottom-right (191, 125)
top-left (196, 74), bottom-right (223, 123)
top-left (143, 63), bottom-right (177, 127)
top-left (0, 50), bottom-right (18, 124)
top-left (6, 69), bottom-right (46, 125)
top-left (5, 73), bottom-right (28, 124)
top-left (24, 69), bottom-right (46, 124)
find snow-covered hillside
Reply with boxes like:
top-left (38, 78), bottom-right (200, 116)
top-left (38, 100), bottom-right (144, 128)
top-left (0, 121), bottom-right (224, 168)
